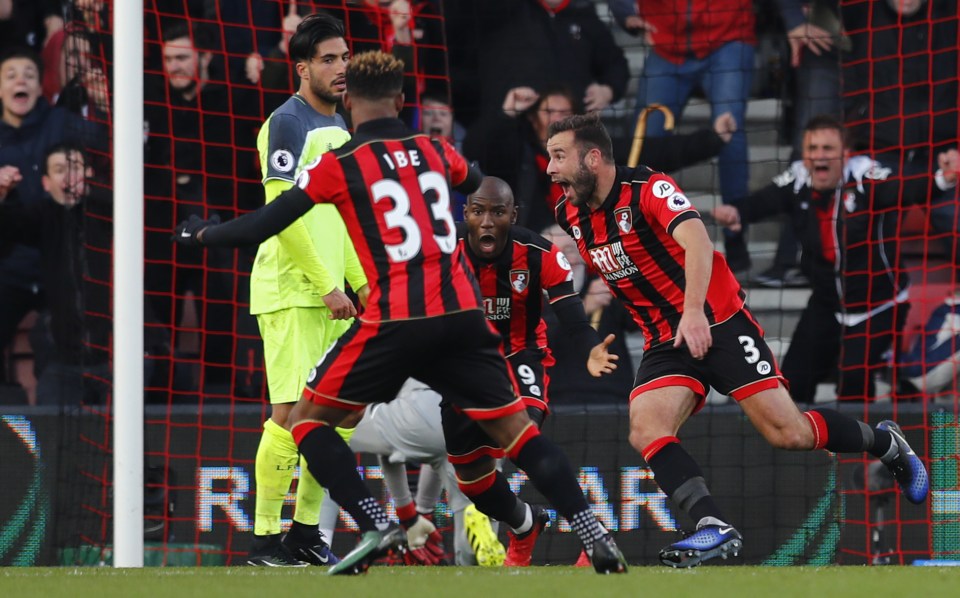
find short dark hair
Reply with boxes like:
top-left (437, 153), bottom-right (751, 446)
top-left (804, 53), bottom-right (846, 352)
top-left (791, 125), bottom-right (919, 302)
top-left (803, 114), bottom-right (850, 147)
top-left (529, 84), bottom-right (581, 118)
top-left (43, 142), bottom-right (87, 175)
top-left (420, 93), bottom-right (451, 108)
top-left (0, 46), bottom-right (42, 77)
top-left (345, 51), bottom-right (405, 101)
top-left (161, 20), bottom-right (216, 52)
top-left (288, 12), bottom-right (346, 64)
top-left (547, 112), bottom-right (614, 163)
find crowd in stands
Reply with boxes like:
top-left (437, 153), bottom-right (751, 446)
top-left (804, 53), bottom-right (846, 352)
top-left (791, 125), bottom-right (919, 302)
top-left (0, 0), bottom-right (958, 407)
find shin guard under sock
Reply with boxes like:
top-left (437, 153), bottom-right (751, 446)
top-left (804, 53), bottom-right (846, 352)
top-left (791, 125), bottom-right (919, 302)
top-left (511, 433), bottom-right (606, 550)
top-left (254, 419), bottom-right (299, 536)
top-left (289, 426), bottom-right (353, 527)
top-left (295, 423), bottom-right (388, 532)
top-left (645, 437), bottom-right (726, 525)
top-left (458, 470), bottom-right (528, 530)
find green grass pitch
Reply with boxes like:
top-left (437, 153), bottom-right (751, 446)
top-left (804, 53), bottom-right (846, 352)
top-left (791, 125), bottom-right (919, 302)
top-left (2, 566), bottom-right (959, 598)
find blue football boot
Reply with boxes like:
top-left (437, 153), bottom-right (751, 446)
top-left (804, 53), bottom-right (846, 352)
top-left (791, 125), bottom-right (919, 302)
top-left (876, 420), bottom-right (929, 504)
top-left (283, 529), bottom-right (340, 566)
top-left (659, 517), bottom-right (742, 568)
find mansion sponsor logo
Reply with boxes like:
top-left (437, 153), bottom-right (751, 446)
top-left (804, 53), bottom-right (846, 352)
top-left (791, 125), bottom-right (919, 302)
top-left (483, 296), bottom-right (512, 320)
top-left (588, 241), bottom-right (639, 281)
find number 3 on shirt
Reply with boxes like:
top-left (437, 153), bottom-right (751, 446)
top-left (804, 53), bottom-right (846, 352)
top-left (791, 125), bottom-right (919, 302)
top-left (372, 171), bottom-right (456, 262)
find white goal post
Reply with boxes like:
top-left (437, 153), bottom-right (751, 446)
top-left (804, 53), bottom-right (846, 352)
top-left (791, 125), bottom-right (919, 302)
top-left (112, 0), bottom-right (145, 568)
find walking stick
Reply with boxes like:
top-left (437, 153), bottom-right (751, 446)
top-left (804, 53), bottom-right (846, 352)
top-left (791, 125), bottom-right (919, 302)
top-left (627, 103), bottom-right (675, 168)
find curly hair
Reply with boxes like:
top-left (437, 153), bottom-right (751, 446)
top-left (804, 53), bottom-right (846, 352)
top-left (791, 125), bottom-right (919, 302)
top-left (345, 51), bottom-right (405, 100)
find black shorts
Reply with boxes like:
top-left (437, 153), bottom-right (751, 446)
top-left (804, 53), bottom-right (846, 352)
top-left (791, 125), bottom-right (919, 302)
top-left (631, 308), bottom-right (785, 413)
top-left (506, 348), bottom-right (554, 412)
top-left (303, 310), bottom-right (525, 422)
top-left (441, 347), bottom-right (550, 464)
top-left (443, 400), bottom-right (547, 464)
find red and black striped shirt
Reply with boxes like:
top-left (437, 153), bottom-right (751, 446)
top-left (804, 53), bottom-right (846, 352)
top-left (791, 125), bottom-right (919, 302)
top-left (298, 118), bottom-right (481, 321)
top-left (458, 224), bottom-right (576, 356)
top-left (555, 165), bottom-right (745, 349)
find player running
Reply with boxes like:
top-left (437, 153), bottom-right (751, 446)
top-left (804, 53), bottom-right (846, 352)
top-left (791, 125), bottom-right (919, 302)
top-left (175, 51), bottom-right (627, 575)
top-left (544, 112), bottom-right (928, 568)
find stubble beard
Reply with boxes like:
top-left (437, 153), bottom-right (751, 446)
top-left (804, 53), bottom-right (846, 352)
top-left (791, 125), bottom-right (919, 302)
top-left (171, 77), bottom-right (197, 99)
top-left (569, 157), bottom-right (598, 207)
top-left (311, 80), bottom-right (342, 107)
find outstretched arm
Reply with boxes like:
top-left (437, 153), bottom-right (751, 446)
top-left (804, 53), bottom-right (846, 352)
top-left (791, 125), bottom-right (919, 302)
top-left (711, 204), bottom-right (743, 232)
top-left (639, 113), bottom-right (735, 173)
top-left (871, 150), bottom-right (958, 208)
top-left (587, 333), bottom-right (619, 377)
top-left (175, 186), bottom-right (315, 247)
top-left (551, 294), bottom-right (617, 376)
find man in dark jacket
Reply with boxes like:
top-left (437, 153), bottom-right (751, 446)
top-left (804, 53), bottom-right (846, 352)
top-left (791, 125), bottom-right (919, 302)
top-left (0, 143), bottom-right (112, 405)
top-left (0, 47), bottom-right (100, 380)
top-left (143, 21), bottom-right (260, 390)
top-left (713, 115), bottom-right (959, 402)
top-left (843, 0), bottom-right (959, 281)
top-left (477, 0), bottom-right (629, 118)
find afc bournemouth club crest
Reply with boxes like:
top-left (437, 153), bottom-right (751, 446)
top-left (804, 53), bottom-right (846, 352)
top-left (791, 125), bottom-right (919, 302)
top-left (614, 207), bottom-right (633, 234)
top-left (510, 269), bottom-right (529, 293)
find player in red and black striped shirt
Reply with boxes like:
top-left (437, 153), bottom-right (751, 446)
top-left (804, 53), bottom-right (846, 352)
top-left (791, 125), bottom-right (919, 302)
top-left (545, 113), bottom-right (928, 568)
top-left (459, 176), bottom-right (617, 417)
top-left (555, 166), bottom-right (745, 351)
top-left (295, 113), bottom-right (478, 322)
top-left (175, 52), bottom-right (626, 574)
top-left (459, 176), bottom-right (618, 566)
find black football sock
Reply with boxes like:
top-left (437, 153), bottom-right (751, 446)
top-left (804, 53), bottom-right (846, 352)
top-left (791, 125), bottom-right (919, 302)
top-left (646, 440), bottom-right (727, 525)
top-left (807, 408), bottom-right (895, 459)
top-left (511, 434), bottom-right (607, 551)
top-left (296, 424), bottom-right (389, 533)
top-left (250, 533), bottom-right (281, 552)
top-left (287, 520), bottom-right (318, 543)
top-left (464, 471), bottom-right (529, 530)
